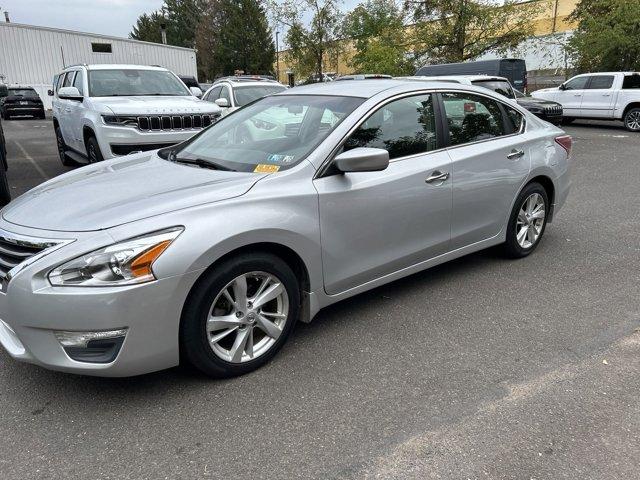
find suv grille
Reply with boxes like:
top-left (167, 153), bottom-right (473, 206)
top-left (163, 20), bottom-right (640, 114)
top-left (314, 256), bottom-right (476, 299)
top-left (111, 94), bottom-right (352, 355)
top-left (137, 114), bottom-right (219, 131)
top-left (544, 105), bottom-right (563, 115)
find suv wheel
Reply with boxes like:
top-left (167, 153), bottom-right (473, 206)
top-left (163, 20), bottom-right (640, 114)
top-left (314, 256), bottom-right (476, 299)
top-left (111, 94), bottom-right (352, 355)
top-left (55, 126), bottom-right (73, 167)
top-left (623, 108), bottom-right (640, 132)
top-left (181, 252), bottom-right (300, 378)
top-left (86, 135), bottom-right (104, 163)
top-left (502, 182), bottom-right (549, 259)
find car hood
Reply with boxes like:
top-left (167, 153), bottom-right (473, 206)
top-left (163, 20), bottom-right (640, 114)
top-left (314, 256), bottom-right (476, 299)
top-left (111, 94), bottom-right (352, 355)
top-left (2, 153), bottom-right (267, 232)
top-left (96, 96), bottom-right (221, 115)
top-left (517, 97), bottom-right (561, 108)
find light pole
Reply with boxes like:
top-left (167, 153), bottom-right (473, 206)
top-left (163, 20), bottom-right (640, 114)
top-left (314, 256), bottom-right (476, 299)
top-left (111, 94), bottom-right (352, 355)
top-left (275, 31), bottom-right (280, 82)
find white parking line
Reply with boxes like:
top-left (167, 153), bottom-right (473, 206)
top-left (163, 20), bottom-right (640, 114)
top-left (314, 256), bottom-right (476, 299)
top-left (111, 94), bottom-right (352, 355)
top-left (12, 140), bottom-right (49, 181)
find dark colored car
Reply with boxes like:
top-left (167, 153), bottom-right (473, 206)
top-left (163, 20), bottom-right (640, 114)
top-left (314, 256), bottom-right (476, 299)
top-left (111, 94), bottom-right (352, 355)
top-left (0, 86), bottom-right (45, 120)
top-left (0, 85), bottom-right (11, 206)
top-left (416, 58), bottom-right (528, 92)
top-left (514, 89), bottom-right (563, 125)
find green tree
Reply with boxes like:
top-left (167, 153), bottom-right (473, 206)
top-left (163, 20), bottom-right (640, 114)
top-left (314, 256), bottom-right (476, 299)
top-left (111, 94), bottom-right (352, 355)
top-left (197, 0), bottom-right (276, 80)
top-left (568, 0), bottom-right (640, 72)
top-left (130, 12), bottom-right (165, 44)
top-left (341, 0), bottom-right (413, 75)
top-left (130, 0), bottom-right (203, 48)
top-left (407, 0), bottom-right (540, 64)
top-left (270, 0), bottom-right (343, 80)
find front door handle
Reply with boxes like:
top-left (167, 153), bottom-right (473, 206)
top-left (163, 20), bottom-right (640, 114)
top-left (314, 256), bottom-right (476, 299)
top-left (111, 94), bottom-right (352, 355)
top-left (425, 171), bottom-right (449, 184)
top-left (507, 149), bottom-right (525, 160)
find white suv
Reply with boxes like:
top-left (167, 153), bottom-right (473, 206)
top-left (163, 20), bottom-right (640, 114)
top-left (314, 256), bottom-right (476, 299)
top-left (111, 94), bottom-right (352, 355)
top-left (202, 76), bottom-right (287, 116)
top-left (52, 64), bottom-right (222, 164)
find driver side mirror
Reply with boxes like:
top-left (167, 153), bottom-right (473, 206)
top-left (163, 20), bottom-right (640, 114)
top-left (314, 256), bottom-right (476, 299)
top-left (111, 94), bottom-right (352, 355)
top-left (558, 83), bottom-right (567, 91)
top-left (190, 86), bottom-right (203, 98)
top-left (215, 98), bottom-right (229, 108)
top-left (334, 147), bottom-right (389, 173)
top-left (58, 86), bottom-right (83, 101)
top-left (0, 84), bottom-right (8, 98)
top-left (47, 89), bottom-right (54, 96)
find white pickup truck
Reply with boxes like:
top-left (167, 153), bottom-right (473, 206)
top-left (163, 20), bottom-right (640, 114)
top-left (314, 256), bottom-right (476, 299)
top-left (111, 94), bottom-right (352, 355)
top-left (532, 72), bottom-right (640, 132)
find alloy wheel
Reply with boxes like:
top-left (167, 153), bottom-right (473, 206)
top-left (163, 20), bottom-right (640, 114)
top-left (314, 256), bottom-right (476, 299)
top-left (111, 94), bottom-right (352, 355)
top-left (516, 193), bottom-right (546, 249)
top-left (206, 271), bottom-right (289, 364)
top-left (626, 110), bottom-right (640, 131)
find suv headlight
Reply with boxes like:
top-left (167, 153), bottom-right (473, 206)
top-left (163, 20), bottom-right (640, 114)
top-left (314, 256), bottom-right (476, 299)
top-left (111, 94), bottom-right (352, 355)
top-left (49, 228), bottom-right (183, 287)
top-left (102, 115), bottom-right (139, 127)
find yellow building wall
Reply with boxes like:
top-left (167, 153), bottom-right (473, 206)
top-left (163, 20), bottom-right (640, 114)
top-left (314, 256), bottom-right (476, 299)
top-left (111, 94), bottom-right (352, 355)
top-left (275, 0), bottom-right (579, 83)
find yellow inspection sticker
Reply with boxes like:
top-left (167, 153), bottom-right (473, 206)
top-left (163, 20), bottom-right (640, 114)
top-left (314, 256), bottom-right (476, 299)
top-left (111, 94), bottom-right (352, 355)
top-left (254, 164), bottom-right (281, 173)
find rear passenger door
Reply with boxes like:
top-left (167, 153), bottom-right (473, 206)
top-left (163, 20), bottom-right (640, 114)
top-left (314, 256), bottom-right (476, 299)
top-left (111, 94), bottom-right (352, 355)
top-left (580, 75), bottom-right (616, 118)
top-left (441, 92), bottom-right (531, 250)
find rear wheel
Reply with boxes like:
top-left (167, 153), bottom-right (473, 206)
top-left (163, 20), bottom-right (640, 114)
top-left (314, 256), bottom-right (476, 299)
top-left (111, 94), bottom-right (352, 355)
top-left (181, 252), bottom-right (300, 378)
top-left (55, 126), bottom-right (73, 167)
top-left (502, 182), bottom-right (549, 259)
top-left (86, 135), bottom-right (104, 163)
top-left (623, 108), bottom-right (640, 132)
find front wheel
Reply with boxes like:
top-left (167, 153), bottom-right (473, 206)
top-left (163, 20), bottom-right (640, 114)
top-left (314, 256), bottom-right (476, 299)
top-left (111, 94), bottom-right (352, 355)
top-left (502, 182), bottom-right (549, 259)
top-left (181, 252), bottom-right (300, 378)
top-left (623, 108), bottom-right (640, 132)
top-left (86, 135), bottom-right (104, 163)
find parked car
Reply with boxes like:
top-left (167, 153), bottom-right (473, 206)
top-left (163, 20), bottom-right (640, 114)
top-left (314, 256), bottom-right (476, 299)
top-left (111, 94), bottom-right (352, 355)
top-left (178, 76), bottom-right (203, 98)
top-left (50, 64), bottom-right (222, 165)
top-left (0, 84), bottom-right (10, 206)
top-left (531, 72), bottom-right (640, 131)
top-left (0, 80), bottom-right (571, 378)
top-left (202, 76), bottom-right (287, 115)
top-left (416, 58), bottom-right (528, 92)
top-left (404, 75), bottom-right (563, 124)
top-left (0, 86), bottom-right (45, 120)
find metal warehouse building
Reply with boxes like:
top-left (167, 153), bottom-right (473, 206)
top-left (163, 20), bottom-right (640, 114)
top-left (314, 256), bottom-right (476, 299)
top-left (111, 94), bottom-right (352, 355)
top-left (0, 22), bottom-right (198, 109)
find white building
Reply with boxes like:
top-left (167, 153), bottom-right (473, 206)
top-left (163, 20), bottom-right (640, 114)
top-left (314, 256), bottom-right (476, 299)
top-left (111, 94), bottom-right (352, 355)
top-left (0, 22), bottom-right (198, 109)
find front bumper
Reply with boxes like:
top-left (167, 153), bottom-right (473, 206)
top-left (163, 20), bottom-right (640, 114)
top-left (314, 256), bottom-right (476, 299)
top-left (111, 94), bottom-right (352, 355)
top-left (4, 106), bottom-right (44, 116)
top-left (96, 124), bottom-right (205, 160)
top-left (0, 225), bottom-right (201, 376)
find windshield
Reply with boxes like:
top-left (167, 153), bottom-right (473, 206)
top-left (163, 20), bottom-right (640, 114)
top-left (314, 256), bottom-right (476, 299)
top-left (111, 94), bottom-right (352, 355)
top-left (9, 89), bottom-right (38, 98)
top-left (88, 69), bottom-right (190, 97)
top-left (472, 80), bottom-right (516, 99)
top-left (173, 94), bottom-right (364, 172)
top-left (234, 85), bottom-right (287, 107)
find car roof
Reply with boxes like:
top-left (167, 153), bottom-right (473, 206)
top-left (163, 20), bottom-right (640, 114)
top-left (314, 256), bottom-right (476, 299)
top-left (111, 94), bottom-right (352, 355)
top-left (278, 79), bottom-right (500, 98)
top-left (64, 64), bottom-right (169, 72)
top-left (405, 75), bottom-right (510, 83)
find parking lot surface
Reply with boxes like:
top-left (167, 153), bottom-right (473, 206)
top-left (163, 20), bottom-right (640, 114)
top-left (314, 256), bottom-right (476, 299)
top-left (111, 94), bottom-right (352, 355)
top-left (0, 116), bottom-right (639, 479)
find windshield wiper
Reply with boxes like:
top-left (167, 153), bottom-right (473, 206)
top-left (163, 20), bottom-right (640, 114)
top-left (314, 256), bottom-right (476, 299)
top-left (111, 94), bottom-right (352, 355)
top-left (173, 157), bottom-right (236, 171)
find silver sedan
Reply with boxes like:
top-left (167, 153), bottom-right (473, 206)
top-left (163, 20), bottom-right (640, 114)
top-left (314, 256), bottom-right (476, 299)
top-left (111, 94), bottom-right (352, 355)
top-left (0, 80), bottom-right (571, 377)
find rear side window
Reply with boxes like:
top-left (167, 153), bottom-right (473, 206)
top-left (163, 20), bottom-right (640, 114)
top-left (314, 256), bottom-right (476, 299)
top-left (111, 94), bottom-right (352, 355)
top-left (622, 75), bottom-right (640, 89)
top-left (344, 93), bottom-right (438, 160)
top-left (505, 106), bottom-right (524, 133)
top-left (442, 92), bottom-right (506, 146)
top-left (587, 76), bottom-right (614, 89)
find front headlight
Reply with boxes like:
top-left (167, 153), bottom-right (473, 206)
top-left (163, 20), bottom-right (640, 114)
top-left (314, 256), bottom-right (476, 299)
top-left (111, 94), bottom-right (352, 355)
top-left (48, 228), bottom-right (183, 287)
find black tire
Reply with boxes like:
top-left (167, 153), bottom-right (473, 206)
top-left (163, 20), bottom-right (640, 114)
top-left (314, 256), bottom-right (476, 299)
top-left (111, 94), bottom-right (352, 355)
top-left (0, 168), bottom-right (10, 207)
top-left (38, 111), bottom-right (46, 120)
top-left (2, 112), bottom-right (9, 121)
top-left (181, 252), bottom-right (300, 378)
top-left (561, 116), bottom-right (574, 125)
top-left (55, 126), bottom-right (74, 167)
top-left (86, 135), bottom-right (104, 163)
top-left (502, 182), bottom-right (549, 259)
top-left (623, 107), bottom-right (640, 132)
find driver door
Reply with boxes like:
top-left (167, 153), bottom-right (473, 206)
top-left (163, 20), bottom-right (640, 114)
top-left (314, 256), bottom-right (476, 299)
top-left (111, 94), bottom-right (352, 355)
top-left (556, 75), bottom-right (589, 117)
top-left (314, 93), bottom-right (452, 295)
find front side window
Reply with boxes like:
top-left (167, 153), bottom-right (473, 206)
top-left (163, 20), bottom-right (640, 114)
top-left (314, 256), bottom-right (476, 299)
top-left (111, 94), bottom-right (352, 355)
top-left (344, 94), bottom-right (438, 160)
top-left (204, 86), bottom-right (221, 102)
top-left (173, 94), bottom-right (364, 172)
top-left (62, 72), bottom-right (75, 88)
top-left (587, 75), bottom-right (614, 89)
top-left (234, 85), bottom-right (287, 107)
top-left (442, 92), bottom-right (506, 146)
top-left (564, 76), bottom-right (589, 90)
top-left (88, 69), bottom-right (190, 97)
top-left (220, 86), bottom-right (231, 103)
top-left (72, 70), bottom-right (85, 95)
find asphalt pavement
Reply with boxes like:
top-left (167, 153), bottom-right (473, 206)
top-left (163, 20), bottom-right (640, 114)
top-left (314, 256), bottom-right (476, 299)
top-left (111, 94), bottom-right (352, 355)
top-left (0, 116), bottom-right (639, 479)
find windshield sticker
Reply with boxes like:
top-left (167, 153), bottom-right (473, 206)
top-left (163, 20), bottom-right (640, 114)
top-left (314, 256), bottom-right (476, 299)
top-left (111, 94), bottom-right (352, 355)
top-left (266, 154), bottom-right (295, 164)
top-left (254, 164), bottom-right (281, 173)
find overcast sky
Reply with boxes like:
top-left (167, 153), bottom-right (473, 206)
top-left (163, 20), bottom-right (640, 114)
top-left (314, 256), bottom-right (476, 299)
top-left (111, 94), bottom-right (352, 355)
top-left (0, 0), bottom-right (360, 38)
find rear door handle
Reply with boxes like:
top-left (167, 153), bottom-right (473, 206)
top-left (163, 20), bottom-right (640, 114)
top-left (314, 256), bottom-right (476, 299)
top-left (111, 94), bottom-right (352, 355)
top-left (425, 171), bottom-right (449, 184)
top-left (507, 149), bottom-right (525, 160)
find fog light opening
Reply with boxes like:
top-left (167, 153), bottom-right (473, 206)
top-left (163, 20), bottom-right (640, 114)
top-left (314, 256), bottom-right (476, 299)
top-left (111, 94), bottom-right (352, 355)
top-left (55, 328), bottom-right (127, 364)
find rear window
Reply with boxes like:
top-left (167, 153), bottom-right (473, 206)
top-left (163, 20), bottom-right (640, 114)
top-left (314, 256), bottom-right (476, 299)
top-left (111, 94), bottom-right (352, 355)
top-left (587, 76), bottom-right (614, 89)
top-left (622, 75), bottom-right (640, 89)
top-left (8, 89), bottom-right (38, 98)
top-left (472, 80), bottom-right (515, 100)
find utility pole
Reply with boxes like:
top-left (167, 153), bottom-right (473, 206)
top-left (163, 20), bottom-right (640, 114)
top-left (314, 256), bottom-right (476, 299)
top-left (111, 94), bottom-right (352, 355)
top-left (4, 11), bottom-right (10, 23)
top-left (275, 31), bottom-right (280, 82)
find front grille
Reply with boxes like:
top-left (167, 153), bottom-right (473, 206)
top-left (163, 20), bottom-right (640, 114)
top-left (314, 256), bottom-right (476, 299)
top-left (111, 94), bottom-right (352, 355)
top-left (544, 105), bottom-right (563, 115)
top-left (136, 113), bottom-right (219, 131)
top-left (0, 238), bottom-right (46, 280)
